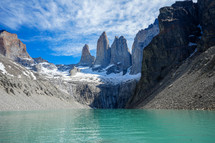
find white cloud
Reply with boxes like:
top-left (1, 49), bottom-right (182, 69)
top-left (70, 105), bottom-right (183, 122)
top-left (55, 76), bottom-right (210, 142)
top-left (0, 0), bottom-right (195, 56)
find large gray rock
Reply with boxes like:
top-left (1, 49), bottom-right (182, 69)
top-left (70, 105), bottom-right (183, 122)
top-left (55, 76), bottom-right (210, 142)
top-left (70, 67), bottom-right (80, 76)
top-left (110, 36), bottom-right (132, 70)
top-left (78, 44), bottom-right (95, 66)
top-left (130, 19), bottom-right (159, 74)
top-left (94, 32), bottom-right (111, 67)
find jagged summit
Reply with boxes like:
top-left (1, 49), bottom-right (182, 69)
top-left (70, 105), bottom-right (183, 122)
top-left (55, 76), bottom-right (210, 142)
top-left (78, 44), bottom-right (95, 66)
top-left (94, 31), bottom-right (111, 67)
top-left (33, 57), bottom-right (48, 63)
top-left (110, 36), bottom-right (132, 70)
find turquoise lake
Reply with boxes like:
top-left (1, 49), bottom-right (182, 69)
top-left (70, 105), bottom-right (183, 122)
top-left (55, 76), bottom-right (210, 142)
top-left (0, 109), bottom-right (215, 143)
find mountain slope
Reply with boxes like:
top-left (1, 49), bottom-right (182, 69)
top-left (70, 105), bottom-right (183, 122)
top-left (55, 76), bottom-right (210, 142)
top-left (0, 54), bottom-right (88, 111)
top-left (128, 46), bottom-right (215, 109)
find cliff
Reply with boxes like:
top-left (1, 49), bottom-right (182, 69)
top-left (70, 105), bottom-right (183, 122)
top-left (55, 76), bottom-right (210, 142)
top-left (130, 19), bottom-right (159, 74)
top-left (126, 0), bottom-right (215, 109)
top-left (110, 36), bottom-right (132, 70)
top-left (0, 30), bottom-right (31, 61)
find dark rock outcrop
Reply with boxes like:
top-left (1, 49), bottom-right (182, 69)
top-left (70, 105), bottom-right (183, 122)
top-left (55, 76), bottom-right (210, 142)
top-left (110, 36), bottom-right (132, 70)
top-left (34, 57), bottom-right (48, 63)
top-left (78, 44), bottom-right (95, 66)
top-left (127, 1), bottom-right (201, 107)
top-left (94, 32), bottom-right (111, 67)
top-left (198, 0), bottom-right (215, 50)
top-left (0, 30), bottom-right (32, 61)
top-left (130, 19), bottom-right (159, 74)
top-left (129, 46), bottom-right (215, 110)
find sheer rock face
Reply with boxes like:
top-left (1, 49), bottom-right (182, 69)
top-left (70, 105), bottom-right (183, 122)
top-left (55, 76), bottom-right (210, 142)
top-left (127, 1), bottom-right (200, 107)
top-left (130, 19), bottom-right (159, 74)
top-left (198, 0), bottom-right (215, 50)
top-left (0, 30), bottom-right (31, 61)
top-left (110, 36), bottom-right (132, 70)
top-left (78, 44), bottom-right (95, 66)
top-left (94, 32), bottom-right (111, 67)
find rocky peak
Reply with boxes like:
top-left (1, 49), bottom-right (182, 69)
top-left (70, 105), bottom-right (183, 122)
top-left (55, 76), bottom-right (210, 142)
top-left (110, 36), bottom-right (131, 70)
top-left (78, 44), bottom-right (95, 66)
top-left (33, 57), bottom-right (48, 63)
top-left (130, 19), bottom-right (159, 74)
top-left (94, 31), bottom-right (111, 67)
top-left (0, 30), bottom-right (32, 61)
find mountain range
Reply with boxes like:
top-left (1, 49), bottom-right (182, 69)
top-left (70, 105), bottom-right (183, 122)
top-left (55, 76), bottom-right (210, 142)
top-left (0, 0), bottom-right (214, 111)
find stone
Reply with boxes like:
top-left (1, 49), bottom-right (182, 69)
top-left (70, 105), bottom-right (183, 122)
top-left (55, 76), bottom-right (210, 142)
top-left (110, 36), bottom-right (132, 70)
top-left (78, 44), bottom-right (95, 66)
top-left (130, 19), bottom-right (159, 74)
top-left (70, 66), bottom-right (80, 76)
top-left (94, 32), bottom-right (111, 67)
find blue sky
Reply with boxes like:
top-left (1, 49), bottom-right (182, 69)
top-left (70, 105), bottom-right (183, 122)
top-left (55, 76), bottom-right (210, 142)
top-left (0, 0), bottom-right (197, 64)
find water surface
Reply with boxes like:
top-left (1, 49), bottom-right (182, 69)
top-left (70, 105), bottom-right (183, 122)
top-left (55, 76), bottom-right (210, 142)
top-left (0, 109), bottom-right (214, 143)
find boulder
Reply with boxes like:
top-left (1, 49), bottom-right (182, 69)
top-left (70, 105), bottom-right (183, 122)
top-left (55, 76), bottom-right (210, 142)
top-left (70, 67), bottom-right (80, 76)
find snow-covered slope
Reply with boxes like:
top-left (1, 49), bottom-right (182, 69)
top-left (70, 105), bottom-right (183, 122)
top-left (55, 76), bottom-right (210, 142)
top-left (28, 61), bottom-right (141, 85)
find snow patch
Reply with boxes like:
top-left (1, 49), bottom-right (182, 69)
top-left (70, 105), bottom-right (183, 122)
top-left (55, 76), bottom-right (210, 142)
top-left (30, 72), bottom-right (37, 80)
top-left (0, 62), bottom-right (14, 76)
top-left (188, 42), bottom-right (197, 47)
top-left (21, 58), bottom-right (33, 61)
top-left (0, 62), bottom-right (7, 74)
